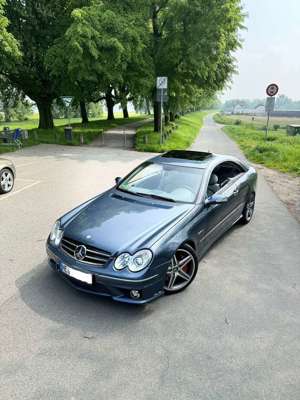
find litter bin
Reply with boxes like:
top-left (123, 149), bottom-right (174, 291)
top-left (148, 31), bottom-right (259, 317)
top-left (64, 126), bottom-right (73, 141)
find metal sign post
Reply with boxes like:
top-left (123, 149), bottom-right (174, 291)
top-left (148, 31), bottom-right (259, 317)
top-left (157, 77), bottom-right (168, 145)
top-left (265, 84), bottom-right (279, 140)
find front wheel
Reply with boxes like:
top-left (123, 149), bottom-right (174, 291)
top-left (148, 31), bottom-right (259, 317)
top-left (164, 244), bottom-right (198, 295)
top-left (240, 193), bottom-right (255, 224)
top-left (0, 168), bottom-right (14, 194)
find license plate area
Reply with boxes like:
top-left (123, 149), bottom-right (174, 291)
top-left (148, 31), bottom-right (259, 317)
top-left (61, 263), bottom-right (93, 285)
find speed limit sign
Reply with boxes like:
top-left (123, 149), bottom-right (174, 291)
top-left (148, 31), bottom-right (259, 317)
top-left (266, 83), bottom-right (279, 97)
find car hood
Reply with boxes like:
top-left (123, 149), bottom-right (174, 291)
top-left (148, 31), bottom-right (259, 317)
top-left (62, 190), bottom-right (194, 254)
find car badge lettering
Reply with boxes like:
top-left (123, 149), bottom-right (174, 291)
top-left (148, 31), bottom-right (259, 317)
top-left (74, 245), bottom-right (87, 261)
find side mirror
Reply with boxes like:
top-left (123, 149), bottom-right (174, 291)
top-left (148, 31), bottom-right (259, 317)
top-left (205, 194), bottom-right (228, 206)
top-left (115, 177), bottom-right (122, 186)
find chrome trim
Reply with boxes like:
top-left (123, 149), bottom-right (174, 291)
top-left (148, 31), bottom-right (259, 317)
top-left (200, 203), bottom-right (244, 242)
top-left (60, 236), bottom-right (111, 266)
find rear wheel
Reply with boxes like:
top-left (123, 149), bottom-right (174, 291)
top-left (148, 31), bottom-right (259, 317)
top-left (0, 168), bottom-right (14, 194)
top-left (240, 193), bottom-right (255, 224)
top-left (164, 244), bottom-right (198, 294)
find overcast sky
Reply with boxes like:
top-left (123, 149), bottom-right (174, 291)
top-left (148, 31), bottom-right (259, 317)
top-left (221, 0), bottom-right (300, 101)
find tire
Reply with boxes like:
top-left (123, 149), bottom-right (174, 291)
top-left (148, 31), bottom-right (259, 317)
top-left (164, 243), bottom-right (198, 295)
top-left (0, 168), bottom-right (14, 194)
top-left (240, 193), bottom-right (255, 224)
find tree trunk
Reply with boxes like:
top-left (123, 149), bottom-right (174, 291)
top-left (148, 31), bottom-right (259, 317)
top-left (122, 105), bottom-right (129, 119)
top-left (170, 111), bottom-right (175, 122)
top-left (36, 99), bottom-right (54, 129)
top-left (154, 101), bottom-right (161, 132)
top-left (146, 99), bottom-right (151, 115)
top-left (105, 89), bottom-right (115, 120)
top-left (80, 101), bottom-right (89, 124)
top-left (3, 107), bottom-right (12, 122)
top-left (164, 109), bottom-right (169, 125)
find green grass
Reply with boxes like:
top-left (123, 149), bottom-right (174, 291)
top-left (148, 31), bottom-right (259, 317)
top-left (214, 113), bottom-right (300, 175)
top-left (135, 111), bottom-right (207, 152)
top-left (0, 114), bottom-right (147, 155)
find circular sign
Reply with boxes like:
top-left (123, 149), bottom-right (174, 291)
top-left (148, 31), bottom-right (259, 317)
top-left (266, 83), bottom-right (279, 97)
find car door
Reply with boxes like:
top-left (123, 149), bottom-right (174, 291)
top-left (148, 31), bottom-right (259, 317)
top-left (197, 162), bottom-right (248, 250)
top-left (218, 162), bottom-right (249, 224)
top-left (196, 170), bottom-right (231, 251)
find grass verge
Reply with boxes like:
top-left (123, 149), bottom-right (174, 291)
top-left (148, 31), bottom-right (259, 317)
top-left (135, 111), bottom-right (207, 152)
top-left (214, 113), bottom-right (300, 175)
top-left (0, 115), bottom-right (147, 155)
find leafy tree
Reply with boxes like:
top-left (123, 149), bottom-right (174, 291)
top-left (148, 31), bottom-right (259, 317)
top-left (149, 0), bottom-right (244, 130)
top-left (0, 0), bottom-right (20, 70)
top-left (47, 0), bottom-right (152, 121)
top-left (0, 77), bottom-right (32, 122)
top-left (2, 0), bottom-right (88, 129)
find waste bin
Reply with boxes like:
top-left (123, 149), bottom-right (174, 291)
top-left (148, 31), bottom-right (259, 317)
top-left (64, 126), bottom-right (73, 141)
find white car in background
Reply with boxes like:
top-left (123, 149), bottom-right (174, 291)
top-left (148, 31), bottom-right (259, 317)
top-left (0, 158), bottom-right (16, 194)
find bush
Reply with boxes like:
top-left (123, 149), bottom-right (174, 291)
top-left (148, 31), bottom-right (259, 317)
top-left (273, 124), bottom-right (280, 131)
top-left (234, 119), bottom-right (241, 125)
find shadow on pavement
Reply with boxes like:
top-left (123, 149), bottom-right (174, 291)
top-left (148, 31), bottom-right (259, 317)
top-left (16, 260), bottom-right (156, 334)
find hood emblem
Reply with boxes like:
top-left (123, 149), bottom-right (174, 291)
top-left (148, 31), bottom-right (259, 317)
top-left (74, 245), bottom-right (87, 261)
top-left (86, 235), bottom-right (92, 240)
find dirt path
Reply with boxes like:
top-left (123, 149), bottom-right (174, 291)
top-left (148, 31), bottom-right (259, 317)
top-left (90, 119), bottom-right (152, 149)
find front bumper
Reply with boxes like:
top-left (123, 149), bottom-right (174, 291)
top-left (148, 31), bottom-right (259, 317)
top-left (47, 244), bottom-right (166, 304)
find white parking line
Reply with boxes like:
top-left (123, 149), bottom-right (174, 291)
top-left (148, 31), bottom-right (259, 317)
top-left (0, 181), bottom-right (41, 202)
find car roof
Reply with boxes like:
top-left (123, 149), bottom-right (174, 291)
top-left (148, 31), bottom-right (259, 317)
top-left (151, 150), bottom-right (244, 169)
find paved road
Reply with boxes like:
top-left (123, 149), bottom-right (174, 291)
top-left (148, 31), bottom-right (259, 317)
top-left (90, 119), bottom-right (152, 148)
top-left (0, 116), bottom-right (300, 399)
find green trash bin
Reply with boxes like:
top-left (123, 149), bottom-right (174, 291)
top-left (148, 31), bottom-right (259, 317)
top-left (64, 126), bottom-right (73, 141)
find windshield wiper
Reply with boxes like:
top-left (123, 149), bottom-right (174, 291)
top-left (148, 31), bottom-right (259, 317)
top-left (133, 192), bottom-right (176, 203)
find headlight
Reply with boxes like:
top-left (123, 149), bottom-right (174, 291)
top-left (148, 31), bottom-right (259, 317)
top-left (50, 220), bottom-right (63, 246)
top-left (114, 249), bottom-right (152, 272)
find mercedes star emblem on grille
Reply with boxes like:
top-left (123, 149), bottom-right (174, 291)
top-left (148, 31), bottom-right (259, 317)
top-left (74, 245), bottom-right (87, 261)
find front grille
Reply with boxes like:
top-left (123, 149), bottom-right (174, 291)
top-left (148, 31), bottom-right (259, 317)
top-left (60, 236), bottom-right (111, 266)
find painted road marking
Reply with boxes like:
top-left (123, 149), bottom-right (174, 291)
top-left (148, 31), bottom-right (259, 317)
top-left (0, 181), bottom-right (41, 202)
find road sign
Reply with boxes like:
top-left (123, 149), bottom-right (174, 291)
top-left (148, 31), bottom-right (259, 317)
top-left (157, 77), bottom-right (168, 90)
top-left (265, 97), bottom-right (275, 113)
top-left (156, 89), bottom-right (168, 103)
top-left (266, 83), bottom-right (279, 97)
top-left (61, 96), bottom-right (73, 107)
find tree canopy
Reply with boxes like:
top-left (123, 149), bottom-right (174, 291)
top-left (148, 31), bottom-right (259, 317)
top-left (0, 0), bottom-right (20, 69)
top-left (0, 0), bottom-right (244, 129)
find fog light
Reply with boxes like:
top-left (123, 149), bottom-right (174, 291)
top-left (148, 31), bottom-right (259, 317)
top-left (130, 290), bottom-right (141, 299)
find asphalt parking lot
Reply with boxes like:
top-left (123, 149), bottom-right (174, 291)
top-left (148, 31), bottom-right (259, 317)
top-left (1, 117), bottom-right (300, 400)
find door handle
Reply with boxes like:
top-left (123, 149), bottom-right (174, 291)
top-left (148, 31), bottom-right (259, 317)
top-left (233, 188), bottom-right (239, 196)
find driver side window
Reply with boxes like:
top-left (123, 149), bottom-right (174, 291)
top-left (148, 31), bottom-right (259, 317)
top-left (207, 162), bottom-right (245, 197)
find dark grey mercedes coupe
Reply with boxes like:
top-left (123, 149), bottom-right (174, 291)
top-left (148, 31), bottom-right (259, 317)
top-left (47, 150), bottom-right (257, 304)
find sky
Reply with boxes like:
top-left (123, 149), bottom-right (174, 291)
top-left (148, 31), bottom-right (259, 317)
top-left (221, 0), bottom-right (300, 101)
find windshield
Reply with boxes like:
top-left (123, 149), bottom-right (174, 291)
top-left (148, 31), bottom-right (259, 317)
top-left (118, 162), bottom-right (204, 203)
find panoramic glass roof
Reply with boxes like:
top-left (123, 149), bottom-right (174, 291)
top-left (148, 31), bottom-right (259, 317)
top-left (161, 150), bottom-right (213, 161)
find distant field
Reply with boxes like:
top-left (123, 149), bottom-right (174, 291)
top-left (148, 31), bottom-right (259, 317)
top-left (0, 112), bottom-right (131, 130)
top-left (219, 113), bottom-right (300, 129)
top-left (214, 113), bottom-right (300, 176)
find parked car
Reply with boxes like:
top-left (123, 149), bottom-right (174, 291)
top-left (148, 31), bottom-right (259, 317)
top-left (0, 158), bottom-right (16, 194)
top-left (47, 150), bottom-right (257, 304)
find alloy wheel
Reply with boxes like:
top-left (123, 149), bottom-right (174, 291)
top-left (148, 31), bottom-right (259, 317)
top-left (0, 169), bottom-right (14, 193)
top-left (245, 199), bottom-right (255, 221)
top-left (164, 247), bottom-right (196, 292)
